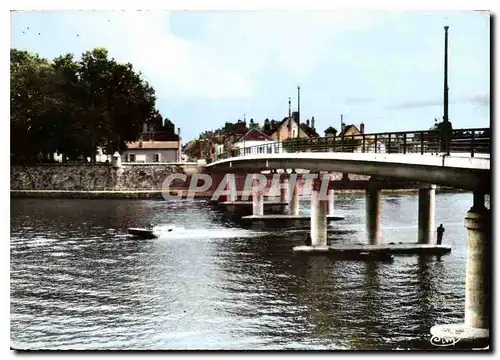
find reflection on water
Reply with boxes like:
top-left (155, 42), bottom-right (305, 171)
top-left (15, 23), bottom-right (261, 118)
top-left (11, 193), bottom-right (473, 350)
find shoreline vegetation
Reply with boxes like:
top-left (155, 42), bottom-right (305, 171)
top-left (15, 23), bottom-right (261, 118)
top-left (10, 187), bottom-right (469, 200)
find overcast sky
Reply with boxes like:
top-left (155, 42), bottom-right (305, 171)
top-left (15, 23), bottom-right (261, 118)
top-left (11, 10), bottom-right (490, 141)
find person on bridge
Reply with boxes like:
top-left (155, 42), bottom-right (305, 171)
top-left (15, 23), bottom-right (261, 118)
top-left (437, 224), bottom-right (445, 245)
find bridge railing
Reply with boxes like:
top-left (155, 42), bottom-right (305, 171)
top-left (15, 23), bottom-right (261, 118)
top-left (214, 127), bottom-right (490, 161)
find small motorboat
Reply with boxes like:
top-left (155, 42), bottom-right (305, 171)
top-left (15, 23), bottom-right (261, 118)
top-left (127, 227), bottom-right (158, 239)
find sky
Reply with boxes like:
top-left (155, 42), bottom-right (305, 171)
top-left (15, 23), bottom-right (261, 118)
top-left (10, 10), bottom-right (490, 142)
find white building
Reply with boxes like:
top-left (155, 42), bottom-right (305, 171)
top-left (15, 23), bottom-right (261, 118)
top-left (121, 140), bottom-right (182, 163)
top-left (233, 128), bottom-right (281, 155)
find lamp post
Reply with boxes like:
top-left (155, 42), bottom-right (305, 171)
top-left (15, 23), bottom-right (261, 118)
top-left (297, 85), bottom-right (300, 139)
top-left (443, 25), bottom-right (449, 123)
top-left (443, 25), bottom-right (450, 155)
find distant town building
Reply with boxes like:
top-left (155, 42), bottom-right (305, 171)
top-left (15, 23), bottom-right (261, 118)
top-left (324, 126), bottom-right (338, 137)
top-left (122, 118), bottom-right (182, 163)
top-left (122, 140), bottom-right (181, 163)
top-left (233, 128), bottom-right (276, 155)
top-left (265, 112), bottom-right (319, 141)
top-left (338, 122), bottom-right (364, 138)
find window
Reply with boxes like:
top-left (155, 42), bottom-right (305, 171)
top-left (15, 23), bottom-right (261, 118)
top-left (292, 129), bottom-right (297, 138)
top-left (154, 153), bottom-right (161, 162)
top-left (128, 153), bottom-right (136, 162)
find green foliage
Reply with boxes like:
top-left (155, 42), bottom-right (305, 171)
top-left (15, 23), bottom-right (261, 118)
top-left (10, 47), bottom-right (162, 163)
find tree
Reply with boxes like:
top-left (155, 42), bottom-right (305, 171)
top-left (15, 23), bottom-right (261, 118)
top-left (77, 48), bottom-right (157, 159)
top-left (11, 47), bottom-right (162, 163)
top-left (11, 49), bottom-right (62, 161)
top-left (51, 53), bottom-right (88, 160)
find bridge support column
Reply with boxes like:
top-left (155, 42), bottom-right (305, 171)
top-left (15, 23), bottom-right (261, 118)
top-left (310, 178), bottom-right (328, 246)
top-left (418, 184), bottom-right (436, 244)
top-left (225, 176), bottom-right (237, 203)
top-left (280, 177), bottom-right (289, 202)
top-left (366, 188), bottom-right (382, 244)
top-left (430, 191), bottom-right (490, 348)
top-left (289, 178), bottom-right (300, 215)
top-left (327, 189), bottom-right (335, 216)
top-left (252, 178), bottom-right (264, 216)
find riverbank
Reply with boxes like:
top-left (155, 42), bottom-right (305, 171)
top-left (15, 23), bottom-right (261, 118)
top-left (10, 187), bottom-right (468, 199)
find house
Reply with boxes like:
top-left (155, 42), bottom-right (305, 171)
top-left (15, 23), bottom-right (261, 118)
top-left (233, 128), bottom-right (278, 155)
top-left (336, 123), bottom-right (386, 153)
top-left (322, 121), bottom-right (385, 152)
top-left (183, 140), bottom-right (204, 161)
top-left (300, 118), bottom-right (320, 138)
top-left (267, 112), bottom-right (319, 141)
top-left (121, 116), bottom-right (182, 163)
top-left (324, 126), bottom-right (338, 137)
top-left (338, 122), bottom-right (365, 139)
top-left (185, 120), bottom-right (250, 162)
top-left (122, 140), bottom-right (181, 163)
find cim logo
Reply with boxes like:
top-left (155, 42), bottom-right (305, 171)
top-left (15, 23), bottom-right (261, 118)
top-left (430, 334), bottom-right (462, 347)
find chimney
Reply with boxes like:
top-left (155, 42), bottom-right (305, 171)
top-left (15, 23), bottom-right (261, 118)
top-left (311, 116), bottom-right (315, 130)
top-left (306, 119), bottom-right (310, 127)
top-left (360, 123), bottom-right (365, 134)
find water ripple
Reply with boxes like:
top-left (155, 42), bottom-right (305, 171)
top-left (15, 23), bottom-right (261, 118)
top-left (11, 195), bottom-right (472, 350)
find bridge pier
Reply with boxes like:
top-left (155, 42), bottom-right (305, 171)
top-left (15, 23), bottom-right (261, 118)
top-left (310, 178), bottom-right (328, 246)
top-left (327, 189), bottom-right (335, 216)
top-left (224, 175), bottom-right (237, 202)
top-left (366, 188), bottom-right (382, 244)
top-left (252, 178), bottom-right (264, 216)
top-left (280, 177), bottom-right (289, 202)
top-left (430, 191), bottom-right (490, 348)
top-left (418, 184), bottom-right (436, 244)
top-left (289, 177), bottom-right (300, 215)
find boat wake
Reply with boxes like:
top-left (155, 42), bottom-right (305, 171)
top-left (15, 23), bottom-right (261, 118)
top-left (152, 225), bottom-right (267, 240)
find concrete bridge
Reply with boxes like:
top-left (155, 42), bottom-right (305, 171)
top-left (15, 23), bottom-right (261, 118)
top-left (206, 127), bottom-right (491, 348)
top-left (208, 151), bottom-right (490, 191)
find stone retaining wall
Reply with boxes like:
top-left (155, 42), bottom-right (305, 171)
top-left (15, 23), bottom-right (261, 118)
top-left (10, 163), bottom-right (202, 191)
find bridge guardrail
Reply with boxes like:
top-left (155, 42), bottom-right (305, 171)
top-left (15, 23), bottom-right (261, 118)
top-left (214, 127), bottom-right (490, 161)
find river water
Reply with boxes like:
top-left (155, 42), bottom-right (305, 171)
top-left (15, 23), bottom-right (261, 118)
top-left (10, 192), bottom-right (481, 350)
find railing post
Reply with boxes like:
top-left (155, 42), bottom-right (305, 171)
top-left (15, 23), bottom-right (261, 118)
top-left (403, 133), bottom-right (407, 154)
top-left (420, 132), bottom-right (424, 155)
top-left (362, 133), bottom-right (366, 153)
top-left (333, 136), bottom-right (336, 152)
top-left (388, 134), bottom-right (392, 154)
top-left (471, 130), bottom-right (475, 158)
top-left (341, 135), bottom-right (344, 152)
top-left (374, 134), bottom-right (378, 154)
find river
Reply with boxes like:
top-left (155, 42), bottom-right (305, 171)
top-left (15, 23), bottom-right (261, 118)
top-left (10, 192), bottom-right (481, 350)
